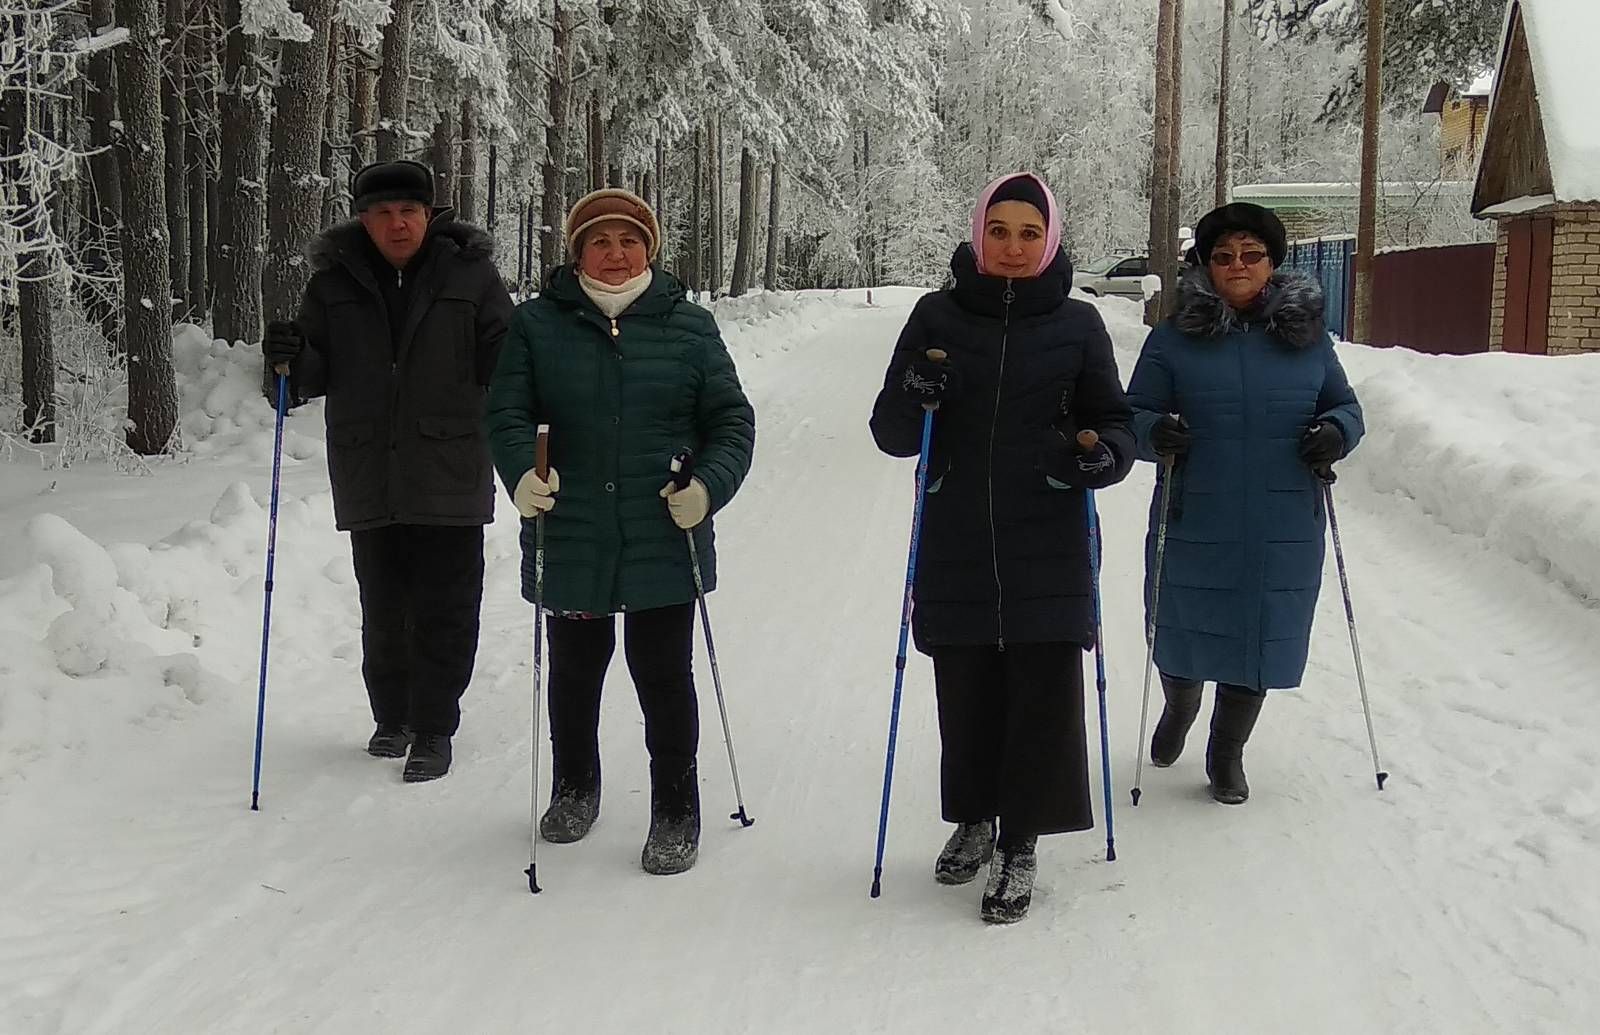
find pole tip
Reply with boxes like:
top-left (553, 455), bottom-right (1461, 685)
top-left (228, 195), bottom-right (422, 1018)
top-left (1130, 788), bottom-right (1142, 807)
top-left (525, 865), bottom-right (541, 894)
top-left (1106, 843), bottom-right (1117, 863)
top-left (870, 866), bottom-right (883, 899)
top-left (1376, 772), bottom-right (1389, 791)
top-left (731, 808), bottom-right (754, 828)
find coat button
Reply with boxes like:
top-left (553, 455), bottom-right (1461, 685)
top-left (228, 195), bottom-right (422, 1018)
top-left (605, 481), bottom-right (616, 492)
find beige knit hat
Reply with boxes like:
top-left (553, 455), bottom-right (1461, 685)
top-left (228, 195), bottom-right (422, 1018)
top-left (565, 188), bottom-right (661, 261)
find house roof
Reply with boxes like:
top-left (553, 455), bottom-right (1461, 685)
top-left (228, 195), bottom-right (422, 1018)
top-left (1477, 0), bottom-right (1600, 206)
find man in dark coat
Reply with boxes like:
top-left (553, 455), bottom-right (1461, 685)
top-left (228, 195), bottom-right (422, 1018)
top-left (264, 159), bottom-right (513, 782)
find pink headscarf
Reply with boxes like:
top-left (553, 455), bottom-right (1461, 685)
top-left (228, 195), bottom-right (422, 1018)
top-left (970, 172), bottom-right (1062, 278)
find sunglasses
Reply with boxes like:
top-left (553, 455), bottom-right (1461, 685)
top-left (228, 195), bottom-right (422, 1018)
top-left (1209, 249), bottom-right (1270, 268)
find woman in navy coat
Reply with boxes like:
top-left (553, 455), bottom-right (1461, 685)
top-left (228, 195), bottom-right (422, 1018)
top-left (1125, 203), bottom-right (1364, 805)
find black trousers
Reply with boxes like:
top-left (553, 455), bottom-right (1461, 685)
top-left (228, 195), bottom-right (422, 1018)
top-left (930, 641), bottom-right (1093, 840)
top-left (1161, 673), bottom-right (1268, 698)
top-left (545, 603), bottom-right (699, 802)
top-left (349, 524), bottom-right (485, 736)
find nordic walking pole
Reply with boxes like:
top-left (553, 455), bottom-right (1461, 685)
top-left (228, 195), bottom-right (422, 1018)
top-left (526, 425), bottom-right (551, 894)
top-left (250, 366), bottom-right (290, 812)
top-left (871, 348), bottom-right (946, 899)
top-left (1077, 430), bottom-right (1117, 862)
top-left (668, 449), bottom-right (754, 827)
top-left (1131, 453), bottom-right (1177, 807)
top-left (1317, 464), bottom-right (1388, 791)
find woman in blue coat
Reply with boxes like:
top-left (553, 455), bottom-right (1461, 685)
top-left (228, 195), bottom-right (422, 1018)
top-left (1125, 203), bottom-right (1363, 805)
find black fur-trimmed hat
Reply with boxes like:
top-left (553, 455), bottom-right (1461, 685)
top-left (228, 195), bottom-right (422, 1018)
top-left (352, 160), bottom-right (435, 212)
top-left (1193, 202), bottom-right (1289, 267)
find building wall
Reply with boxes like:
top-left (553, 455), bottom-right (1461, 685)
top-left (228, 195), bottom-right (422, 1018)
top-left (1440, 98), bottom-right (1489, 179)
top-left (1549, 205), bottom-right (1600, 354)
top-left (1490, 204), bottom-right (1600, 353)
top-left (1490, 220), bottom-right (1508, 348)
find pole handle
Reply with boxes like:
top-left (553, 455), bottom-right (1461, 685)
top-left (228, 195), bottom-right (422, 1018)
top-left (669, 448), bottom-right (696, 492)
top-left (925, 348), bottom-right (947, 362)
top-left (535, 424), bottom-right (550, 481)
top-left (1076, 429), bottom-right (1100, 451)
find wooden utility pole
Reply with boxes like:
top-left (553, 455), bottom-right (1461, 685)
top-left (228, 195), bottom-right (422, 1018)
top-left (1215, 0), bottom-right (1234, 208)
top-left (1353, 0), bottom-right (1384, 342)
top-left (1145, 0), bottom-right (1178, 326)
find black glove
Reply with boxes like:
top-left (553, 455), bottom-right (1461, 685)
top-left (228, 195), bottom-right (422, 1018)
top-left (1299, 421), bottom-right (1345, 466)
top-left (899, 353), bottom-right (962, 406)
top-left (1041, 427), bottom-right (1121, 490)
top-left (264, 320), bottom-right (304, 368)
top-left (1149, 414), bottom-right (1190, 457)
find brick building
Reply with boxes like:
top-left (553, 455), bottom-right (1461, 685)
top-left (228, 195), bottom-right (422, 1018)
top-left (1423, 73), bottom-right (1493, 180)
top-left (1472, 0), bottom-right (1600, 355)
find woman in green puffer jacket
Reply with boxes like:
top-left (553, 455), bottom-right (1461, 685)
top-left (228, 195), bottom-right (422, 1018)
top-left (487, 188), bottom-right (756, 877)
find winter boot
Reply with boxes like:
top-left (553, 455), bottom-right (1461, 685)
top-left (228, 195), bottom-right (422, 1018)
top-left (540, 773), bottom-right (601, 844)
top-left (980, 835), bottom-right (1039, 925)
top-left (366, 723), bottom-right (412, 759)
top-left (935, 819), bottom-right (996, 886)
top-left (1150, 675), bottom-right (1204, 767)
top-left (1206, 686), bottom-right (1265, 805)
top-left (641, 763), bottom-right (701, 876)
top-left (402, 734), bottom-right (452, 783)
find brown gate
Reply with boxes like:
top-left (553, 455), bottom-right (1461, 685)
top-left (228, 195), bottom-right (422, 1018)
top-left (1503, 217), bottom-right (1553, 355)
top-left (1370, 243), bottom-right (1494, 354)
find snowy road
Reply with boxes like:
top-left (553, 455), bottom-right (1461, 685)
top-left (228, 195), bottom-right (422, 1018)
top-left (2, 291), bottom-right (1597, 1032)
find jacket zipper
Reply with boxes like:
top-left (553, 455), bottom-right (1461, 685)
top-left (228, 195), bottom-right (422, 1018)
top-left (988, 283), bottom-right (1014, 651)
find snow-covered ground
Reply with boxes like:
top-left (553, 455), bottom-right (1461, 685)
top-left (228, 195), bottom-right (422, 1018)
top-left (2, 290), bottom-right (1598, 1033)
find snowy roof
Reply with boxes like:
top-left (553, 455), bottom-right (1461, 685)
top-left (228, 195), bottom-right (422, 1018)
top-left (1464, 70), bottom-right (1495, 98)
top-left (1235, 182), bottom-right (1473, 203)
top-left (1510, 0), bottom-right (1600, 201)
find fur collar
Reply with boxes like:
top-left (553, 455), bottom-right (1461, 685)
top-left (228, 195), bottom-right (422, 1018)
top-left (306, 213), bottom-right (494, 273)
top-left (1172, 265), bottom-right (1327, 348)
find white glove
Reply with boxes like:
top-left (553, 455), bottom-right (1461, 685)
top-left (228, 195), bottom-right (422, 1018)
top-left (658, 476), bottom-right (710, 530)
top-left (513, 467), bottom-right (560, 518)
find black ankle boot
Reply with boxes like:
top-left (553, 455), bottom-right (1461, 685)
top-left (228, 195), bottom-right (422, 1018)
top-left (642, 763), bottom-right (700, 876)
top-left (1150, 675), bottom-right (1203, 767)
top-left (935, 819), bottom-right (996, 885)
top-left (540, 770), bottom-right (601, 844)
top-left (980, 834), bottom-right (1038, 925)
top-left (366, 723), bottom-right (411, 758)
top-left (1206, 686), bottom-right (1265, 804)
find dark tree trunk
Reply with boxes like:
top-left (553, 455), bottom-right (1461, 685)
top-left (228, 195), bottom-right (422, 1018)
top-left (3, 89), bottom-right (56, 441)
top-left (1163, 0), bottom-right (1185, 320)
top-left (215, 0), bottom-right (267, 345)
top-left (349, 28), bottom-right (376, 168)
top-left (322, 23), bottom-right (341, 226)
top-left (163, 0), bottom-right (189, 313)
top-left (1215, 0), bottom-right (1234, 208)
top-left (264, 0), bottom-right (335, 332)
top-left (375, 0), bottom-right (412, 162)
top-left (487, 136), bottom-right (497, 234)
top-left (540, 0), bottom-right (572, 280)
top-left (764, 157), bottom-right (781, 291)
top-left (709, 115), bottom-right (723, 294)
top-left (86, 0), bottom-right (123, 349)
top-left (458, 96), bottom-right (479, 222)
top-left (186, 0), bottom-right (211, 317)
top-left (431, 107), bottom-right (456, 208)
top-left (587, 97), bottom-right (603, 192)
top-left (729, 146), bottom-right (759, 297)
top-left (1145, 0), bottom-right (1177, 327)
top-left (654, 134), bottom-right (666, 265)
top-left (116, 0), bottom-right (179, 453)
top-left (690, 126), bottom-right (703, 293)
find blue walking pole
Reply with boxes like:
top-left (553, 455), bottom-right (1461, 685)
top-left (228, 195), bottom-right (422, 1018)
top-left (1078, 432), bottom-right (1117, 862)
top-left (250, 369), bottom-right (289, 811)
top-left (870, 349), bottom-right (945, 899)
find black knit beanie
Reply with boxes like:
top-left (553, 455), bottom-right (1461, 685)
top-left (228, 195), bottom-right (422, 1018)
top-left (1193, 203), bottom-right (1288, 266)
top-left (352, 160), bottom-right (435, 212)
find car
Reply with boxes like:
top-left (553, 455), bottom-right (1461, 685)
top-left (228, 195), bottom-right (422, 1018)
top-left (1073, 255), bottom-right (1151, 299)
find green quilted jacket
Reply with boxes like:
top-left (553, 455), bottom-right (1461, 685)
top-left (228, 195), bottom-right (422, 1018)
top-left (487, 265), bottom-right (756, 613)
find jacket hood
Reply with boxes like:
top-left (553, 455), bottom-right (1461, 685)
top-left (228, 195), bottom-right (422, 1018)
top-left (307, 211), bottom-right (495, 273)
top-left (1172, 265), bottom-right (1328, 348)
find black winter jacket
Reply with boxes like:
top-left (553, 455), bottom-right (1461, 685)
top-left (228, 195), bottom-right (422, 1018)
top-left (870, 244), bottom-right (1135, 652)
top-left (291, 215), bottom-right (514, 531)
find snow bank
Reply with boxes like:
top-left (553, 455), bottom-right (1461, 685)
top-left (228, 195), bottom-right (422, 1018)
top-left (1339, 345), bottom-right (1600, 604)
top-left (173, 325), bottom-right (322, 463)
top-left (0, 483), bottom-right (347, 784)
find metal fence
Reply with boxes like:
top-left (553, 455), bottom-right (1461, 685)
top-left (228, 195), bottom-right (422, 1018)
top-left (1282, 236), bottom-right (1356, 340)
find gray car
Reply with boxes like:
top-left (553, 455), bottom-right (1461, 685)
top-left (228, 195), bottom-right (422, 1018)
top-left (1073, 255), bottom-right (1150, 299)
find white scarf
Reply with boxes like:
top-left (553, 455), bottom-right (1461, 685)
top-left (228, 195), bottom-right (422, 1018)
top-left (579, 268), bottom-right (654, 319)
